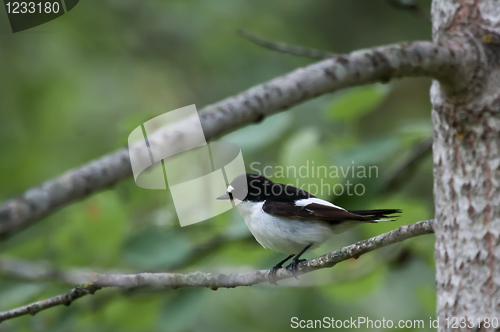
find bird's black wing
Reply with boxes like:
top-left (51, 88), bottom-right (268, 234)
top-left (269, 183), bottom-right (315, 201)
top-left (262, 200), bottom-right (378, 224)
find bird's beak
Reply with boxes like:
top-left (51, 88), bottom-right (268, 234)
top-left (216, 192), bottom-right (230, 200)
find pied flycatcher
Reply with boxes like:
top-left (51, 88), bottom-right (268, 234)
top-left (217, 173), bottom-right (401, 283)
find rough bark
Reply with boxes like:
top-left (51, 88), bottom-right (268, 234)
top-left (431, 0), bottom-right (500, 329)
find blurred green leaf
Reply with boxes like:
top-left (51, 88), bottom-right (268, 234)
top-left (157, 289), bottom-right (204, 332)
top-left (327, 85), bottom-right (389, 122)
top-left (280, 127), bottom-right (323, 166)
top-left (221, 112), bottom-right (293, 153)
top-left (333, 136), bottom-right (400, 166)
top-left (364, 259), bottom-right (435, 322)
top-left (0, 282), bottom-right (46, 310)
top-left (52, 192), bottom-right (129, 267)
top-left (122, 228), bottom-right (191, 269)
top-left (409, 233), bottom-right (436, 267)
top-left (417, 285), bottom-right (437, 316)
top-left (278, 128), bottom-right (334, 199)
top-left (101, 295), bottom-right (162, 331)
top-left (396, 119), bottom-right (433, 137)
top-left (320, 266), bottom-right (386, 302)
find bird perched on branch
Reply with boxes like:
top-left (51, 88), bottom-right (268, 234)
top-left (217, 173), bottom-right (401, 283)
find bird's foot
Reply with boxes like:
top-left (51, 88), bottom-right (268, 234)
top-left (268, 263), bottom-right (284, 285)
top-left (268, 254), bottom-right (295, 285)
top-left (286, 259), bottom-right (306, 279)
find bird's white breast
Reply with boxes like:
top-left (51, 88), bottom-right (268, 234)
top-left (235, 201), bottom-right (333, 255)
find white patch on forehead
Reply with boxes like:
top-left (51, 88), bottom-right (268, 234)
top-left (294, 198), bottom-right (346, 210)
top-left (227, 185), bottom-right (235, 193)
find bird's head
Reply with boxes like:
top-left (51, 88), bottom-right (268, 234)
top-left (216, 173), bottom-right (273, 202)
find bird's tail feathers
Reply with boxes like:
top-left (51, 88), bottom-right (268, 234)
top-left (348, 209), bottom-right (402, 222)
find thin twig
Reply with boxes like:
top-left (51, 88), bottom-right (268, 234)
top-left (0, 220), bottom-right (434, 323)
top-left (237, 29), bottom-right (335, 59)
top-left (0, 283), bottom-right (101, 322)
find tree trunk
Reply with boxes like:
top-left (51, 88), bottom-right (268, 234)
top-left (432, 0), bottom-right (500, 330)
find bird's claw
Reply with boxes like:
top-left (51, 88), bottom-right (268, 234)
top-left (268, 254), bottom-right (296, 285)
top-left (286, 259), bottom-right (306, 279)
top-left (268, 265), bottom-right (282, 285)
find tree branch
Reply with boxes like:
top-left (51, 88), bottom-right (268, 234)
top-left (237, 29), bottom-right (335, 59)
top-left (0, 220), bottom-right (434, 323)
top-left (0, 39), bottom-right (473, 239)
top-left (0, 283), bottom-right (101, 323)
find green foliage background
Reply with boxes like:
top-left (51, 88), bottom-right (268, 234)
top-left (0, 0), bottom-right (436, 331)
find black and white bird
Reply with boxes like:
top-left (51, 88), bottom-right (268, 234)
top-left (217, 173), bottom-right (401, 283)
